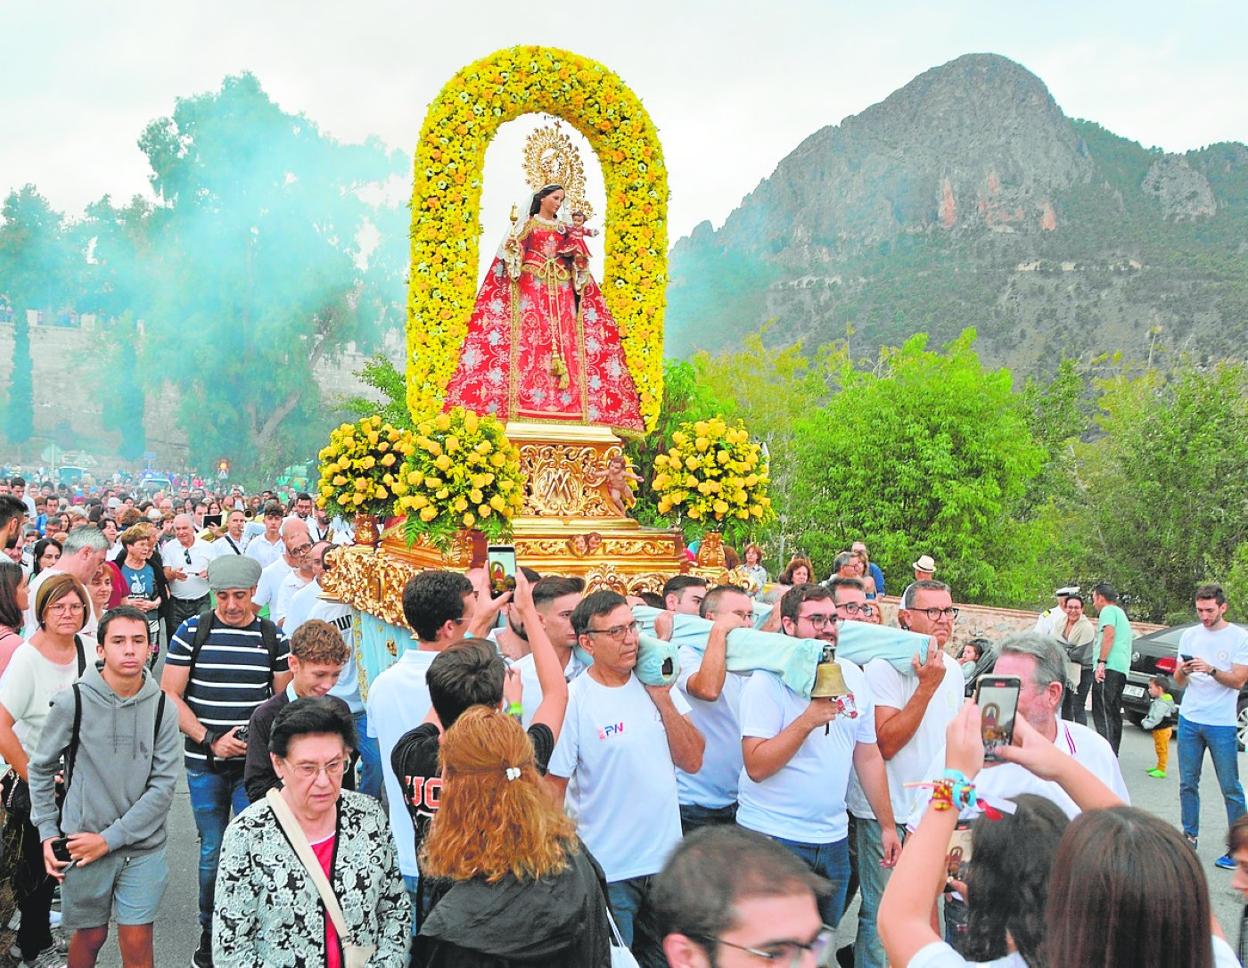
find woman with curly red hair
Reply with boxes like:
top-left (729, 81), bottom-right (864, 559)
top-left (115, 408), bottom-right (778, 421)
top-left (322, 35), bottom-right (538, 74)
top-left (412, 706), bottom-right (614, 967)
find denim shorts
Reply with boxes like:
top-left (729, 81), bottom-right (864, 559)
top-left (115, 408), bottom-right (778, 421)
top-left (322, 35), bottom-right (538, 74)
top-left (61, 847), bottom-right (169, 930)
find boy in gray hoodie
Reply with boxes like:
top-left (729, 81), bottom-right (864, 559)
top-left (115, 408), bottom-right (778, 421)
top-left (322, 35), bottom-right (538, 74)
top-left (28, 605), bottom-right (180, 967)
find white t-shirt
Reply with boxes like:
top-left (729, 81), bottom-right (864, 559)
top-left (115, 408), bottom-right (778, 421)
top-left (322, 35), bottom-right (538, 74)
top-left (209, 534), bottom-right (246, 560)
top-left (283, 579), bottom-right (324, 636)
top-left (0, 642), bottom-right (80, 752)
top-left (167, 539), bottom-right (213, 600)
top-left (676, 645), bottom-right (748, 809)
top-left (905, 719), bottom-right (1130, 826)
top-left (23, 567), bottom-right (98, 640)
top-left (245, 534), bottom-right (285, 570)
top-left (514, 651), bottom-right (584, 728)
top-left (907, 933), bottom-right (1240, 968)
top-left (366, 647), bottom-right (437, 877)
top-left (1177, 623), bottom-right (1248, 727)
top-left (273, 570), bottom-right (311, 626)
top-left (736, 662), bottom-right (876, 844)
top-left (548, 672), bottom-right (691, 882)
top-left (253, 557), bottom-right (292, 610)
top-left (848, 653), bottom-right (964, 820)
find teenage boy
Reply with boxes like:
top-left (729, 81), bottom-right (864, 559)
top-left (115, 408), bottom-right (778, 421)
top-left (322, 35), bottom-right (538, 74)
top-left (29, 606), bottom-right (180, 968)
top-left (243, 619), bottom-right (353, 802)
top-left (390, 569), bottom-right (568, 922)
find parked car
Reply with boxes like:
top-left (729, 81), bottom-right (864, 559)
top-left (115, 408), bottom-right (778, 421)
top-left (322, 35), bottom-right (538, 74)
top-left (1123, 623), bottom-right (1248, 749)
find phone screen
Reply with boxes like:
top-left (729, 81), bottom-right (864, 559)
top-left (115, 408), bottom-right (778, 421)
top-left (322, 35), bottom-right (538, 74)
top-left (974, 676), bottom-right (1020, 761)
top-left (486, 545), bottom-right (517, 598)
top-left (203, 514), bottom-right (222, 527)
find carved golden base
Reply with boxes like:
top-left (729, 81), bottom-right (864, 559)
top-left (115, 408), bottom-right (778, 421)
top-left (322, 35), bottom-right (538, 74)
top-left (321, 420), bottom-right (703, 618)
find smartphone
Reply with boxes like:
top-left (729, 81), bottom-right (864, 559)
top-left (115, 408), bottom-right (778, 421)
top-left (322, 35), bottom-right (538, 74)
top-left (203, 514), bottom-right (222, 527)
top-left (51, 837), bottom-right (71, 863)
top-left (974, 675), bottom-right (1021, 761)
top-left (486, 545), bottom-right (518, 599)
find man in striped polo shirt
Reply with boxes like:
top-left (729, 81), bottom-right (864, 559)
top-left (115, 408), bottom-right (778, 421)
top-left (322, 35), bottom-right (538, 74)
top-left (162, 554), bottom-right (292, 968)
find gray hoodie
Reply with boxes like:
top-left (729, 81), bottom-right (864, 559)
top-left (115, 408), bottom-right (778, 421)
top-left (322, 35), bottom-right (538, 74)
top-left (29, 662), bottom-right (180, 854)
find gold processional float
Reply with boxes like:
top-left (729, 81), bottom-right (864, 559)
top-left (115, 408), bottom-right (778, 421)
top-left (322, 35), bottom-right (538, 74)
top-left (322, 47), bottom-right (749, 641)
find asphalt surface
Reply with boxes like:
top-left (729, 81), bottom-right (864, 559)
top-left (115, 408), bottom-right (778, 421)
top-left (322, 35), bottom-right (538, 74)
top-left (33, 717), bottom-right (1242, 967)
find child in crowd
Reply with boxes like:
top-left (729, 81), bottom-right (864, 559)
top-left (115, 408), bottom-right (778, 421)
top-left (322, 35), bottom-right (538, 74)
top-left (1141, 674), bottom-right (1177, 778)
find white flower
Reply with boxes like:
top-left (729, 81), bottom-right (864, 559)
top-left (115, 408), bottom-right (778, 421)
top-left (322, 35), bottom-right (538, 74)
top-left (584, 306), bottom-right (598, 323)
top-left (487, 367), bottom-right (504, 385)
top-left (589, 374), bottom-right (602, 391)
top-left (586, 337), bottom-right (600, 354)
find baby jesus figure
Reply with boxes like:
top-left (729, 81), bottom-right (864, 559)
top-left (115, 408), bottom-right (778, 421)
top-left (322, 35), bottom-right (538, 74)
top-left (566, 210), bottom-right (599, 269)
top-left (605, 455), bottom-right (642, 517)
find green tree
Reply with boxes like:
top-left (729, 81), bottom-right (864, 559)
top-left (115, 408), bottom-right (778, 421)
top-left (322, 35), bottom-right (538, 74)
top-left (691, 323), bottom-right (836, 564)
top-left (1075, 361), bottom-right (1248, 622)
top-left (131, 73), bottom-right (407, 477)
top-left (789, 329), bottom-right (1046, 601)
top-left (0, 186), bottom-right (73, 446)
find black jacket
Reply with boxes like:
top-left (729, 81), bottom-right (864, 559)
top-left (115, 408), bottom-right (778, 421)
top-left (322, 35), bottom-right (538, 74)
top-left (411, 841), bottom-right (612, 968)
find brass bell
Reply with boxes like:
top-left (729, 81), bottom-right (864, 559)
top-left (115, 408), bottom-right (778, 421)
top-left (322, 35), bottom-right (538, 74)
top-left (811, 655), bottom-right (849, 698)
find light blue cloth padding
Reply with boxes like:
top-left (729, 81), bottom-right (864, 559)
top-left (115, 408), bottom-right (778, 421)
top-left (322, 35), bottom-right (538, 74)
top-left (630, 605), bottom-right (933, 690)
top-left (572, 634), bottom-right (682, 688)
top-left (630, 606), bottom-right (823, 695)
top-left (357, 611), bottom-right (417, 685)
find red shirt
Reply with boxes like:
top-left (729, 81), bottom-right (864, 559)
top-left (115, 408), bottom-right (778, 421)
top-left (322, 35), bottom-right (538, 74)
top-left (310, 833), bottom-right (341, 968)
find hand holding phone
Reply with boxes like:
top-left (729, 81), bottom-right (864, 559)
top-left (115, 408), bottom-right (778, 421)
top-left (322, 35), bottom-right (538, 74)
top-left (973, 675), bottom-right (1021, 762)
top-left (486, 545), bottom-right (517, 599)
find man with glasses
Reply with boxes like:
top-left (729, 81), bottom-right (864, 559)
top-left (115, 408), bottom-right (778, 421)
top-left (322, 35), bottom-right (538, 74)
top-left (676, 585), bottom-right (756, 835)
top-left (846, 578), bottom-right (963, 968)
top-left (548, 589), bottom-right (705, 965)
top-left (738, 584), bottom-right (898, 931)
top-left (251, 518), bottom-right (310, 619)
top-left (655, 825), bottom-right (832, 968)
top-left (164, 513), bottom-right (215, 631)
top-left (272, 531), bottom-right (320, 628)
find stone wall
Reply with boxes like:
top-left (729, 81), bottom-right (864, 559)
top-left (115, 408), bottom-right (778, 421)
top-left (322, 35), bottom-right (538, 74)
top-left (872, 596), bottom-right (1164, 653)
top-left (0, 319), bottom-right (400, 466)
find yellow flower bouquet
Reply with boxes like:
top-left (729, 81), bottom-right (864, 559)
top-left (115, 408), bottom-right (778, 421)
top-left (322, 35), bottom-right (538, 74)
top-left (651, 417), bottom-right (774, 526)
top-left (394, 406), bottom-right (527, 550)
top-left (316, 416), bottom-right (415, 519)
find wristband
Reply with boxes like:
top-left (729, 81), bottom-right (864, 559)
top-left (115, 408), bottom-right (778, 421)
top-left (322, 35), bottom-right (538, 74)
top-left (505, 702), bottom-right (524, 720)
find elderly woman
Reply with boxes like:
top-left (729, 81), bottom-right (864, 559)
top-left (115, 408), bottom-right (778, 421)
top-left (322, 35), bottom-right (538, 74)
top-left (413, 706), bottom-right (612, 967)
top-left (214, 697), bottom-right (408, 967)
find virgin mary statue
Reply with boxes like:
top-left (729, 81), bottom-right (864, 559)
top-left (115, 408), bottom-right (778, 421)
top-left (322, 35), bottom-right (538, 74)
top-left (442, 183), bottom-right (644, 432)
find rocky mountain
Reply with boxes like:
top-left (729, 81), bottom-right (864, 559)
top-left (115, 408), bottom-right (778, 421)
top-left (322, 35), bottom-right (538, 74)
top-left (665, 53), bottom-right (1248, 372)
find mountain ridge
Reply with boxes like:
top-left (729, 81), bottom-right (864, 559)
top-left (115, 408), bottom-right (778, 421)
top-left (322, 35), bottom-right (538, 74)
top-left (665, 53), bottom-right (1248, 372)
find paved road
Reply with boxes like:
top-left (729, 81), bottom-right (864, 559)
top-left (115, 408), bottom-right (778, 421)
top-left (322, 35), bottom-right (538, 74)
top-left (67, 719), bottom-right (1245, 966)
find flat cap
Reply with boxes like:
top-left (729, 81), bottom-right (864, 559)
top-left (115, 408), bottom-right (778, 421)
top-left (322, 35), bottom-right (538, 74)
top-left (208, 554), bottom-right (262, 591)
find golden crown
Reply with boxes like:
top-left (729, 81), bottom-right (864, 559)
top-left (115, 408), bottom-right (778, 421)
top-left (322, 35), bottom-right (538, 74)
top-left (523, 124), bottom-right (594, 219)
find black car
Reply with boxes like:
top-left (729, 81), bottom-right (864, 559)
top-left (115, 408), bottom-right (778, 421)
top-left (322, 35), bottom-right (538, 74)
top-left (1123, 623), bottom-right (1248, 748)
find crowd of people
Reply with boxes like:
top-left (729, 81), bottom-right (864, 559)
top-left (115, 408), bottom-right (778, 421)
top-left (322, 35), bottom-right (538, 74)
top-left (0, 474), bottom-right (1246, 968)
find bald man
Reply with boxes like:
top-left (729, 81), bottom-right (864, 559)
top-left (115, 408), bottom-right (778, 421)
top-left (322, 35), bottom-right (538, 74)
top-left (165, 513), bottom-right (216, 629)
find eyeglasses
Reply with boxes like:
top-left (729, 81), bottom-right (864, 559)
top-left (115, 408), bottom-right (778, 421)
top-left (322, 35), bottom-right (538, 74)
top-left (46, 601), bottom-right (85, 614)
top-left (285, 757), bottom-right (348, 781)
top-left (913, 606), bottom-right (960, 621)
top-left (183, 549), bottom-right (193, 565)
top-left (585, 620), bottom-right (640, 642)
top-left (799, 613), bottom-right (840, 629)
top-left (728, 609), bottom-right (755, 623)
top-left (287, 543), bottom-right (313, 558)
top-left (693, 927), bottom-right (833, 966)
top-left (835, 602), bottom-right (875, 617)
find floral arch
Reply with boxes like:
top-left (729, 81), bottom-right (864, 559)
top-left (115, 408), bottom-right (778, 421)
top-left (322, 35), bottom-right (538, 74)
top-left (406, 46), bottom-right (668, 433)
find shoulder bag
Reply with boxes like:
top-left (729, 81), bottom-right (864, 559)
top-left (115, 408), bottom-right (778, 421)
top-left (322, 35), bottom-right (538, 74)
top-left (265, 788), bottom-right (376, 968)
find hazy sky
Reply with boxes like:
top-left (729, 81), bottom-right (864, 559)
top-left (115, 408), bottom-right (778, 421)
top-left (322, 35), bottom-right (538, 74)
top-left (3, 0), bottom-right (1246, 242)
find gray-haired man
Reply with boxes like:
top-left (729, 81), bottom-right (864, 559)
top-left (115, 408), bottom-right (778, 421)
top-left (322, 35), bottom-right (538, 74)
top-left (24, 525), bottom-right (109, 636)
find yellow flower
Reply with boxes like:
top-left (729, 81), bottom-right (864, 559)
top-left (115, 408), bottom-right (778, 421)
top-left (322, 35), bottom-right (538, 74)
top-left (420, 506), bottom-right (438, 522)
top-left (434, 454), bottom-right (453, 472)
top-left (332, 475), bottom-right (347, 486)
top-left (462, 512), bottom-right (476, 527)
